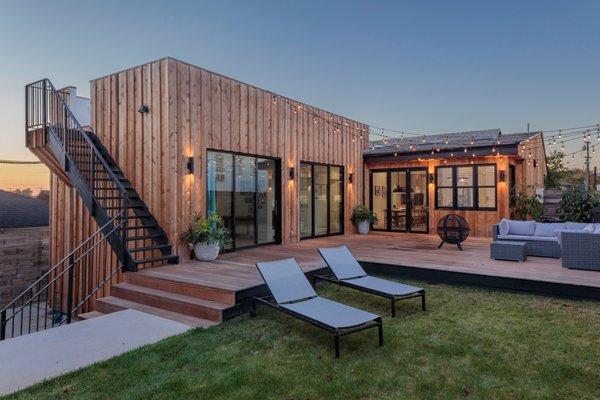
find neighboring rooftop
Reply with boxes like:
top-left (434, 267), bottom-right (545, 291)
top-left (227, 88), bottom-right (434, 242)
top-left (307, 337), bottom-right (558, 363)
top-left (364, 129), bottom-right (542, 159)
top-left (0, 189), bottom-right (49, 228)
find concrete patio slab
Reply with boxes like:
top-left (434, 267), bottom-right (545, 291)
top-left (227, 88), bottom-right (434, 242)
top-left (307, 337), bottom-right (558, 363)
top-left (0, 309), bottom-right (191, 396)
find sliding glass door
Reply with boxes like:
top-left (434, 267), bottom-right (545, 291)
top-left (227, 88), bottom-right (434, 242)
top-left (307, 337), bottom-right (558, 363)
top-left (369, 168), bottom-right (428, 233)
top-left (300, 162), bottom-right (344, 238)
top-left (207, 150), bottom-right (281, 251)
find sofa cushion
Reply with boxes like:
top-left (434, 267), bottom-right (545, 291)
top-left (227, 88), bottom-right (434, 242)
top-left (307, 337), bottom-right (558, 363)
top-left (566, 222), bottom-right (590, 230)
top-left (506, 220), bottom-right (536, 236)
top-left (498, 219), bottom-right (510, 236)
top-left (583, 224), bottom-right (596, 233)
top-left (498, 234), bottom-right (558, 242)
top-left (594, 225), bottom-right (600, 234)
top-left (534, 223), bottom-right (566, 237)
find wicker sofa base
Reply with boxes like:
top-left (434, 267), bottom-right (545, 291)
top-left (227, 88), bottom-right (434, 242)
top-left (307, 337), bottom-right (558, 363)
top-left (492, 224), bottom-right (561, 258)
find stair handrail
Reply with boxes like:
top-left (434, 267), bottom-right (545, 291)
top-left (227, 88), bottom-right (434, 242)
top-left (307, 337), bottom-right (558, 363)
top-left (26, 79), bottom-right (130, 198)
top-left (0, 212), bottom-right (125, 340)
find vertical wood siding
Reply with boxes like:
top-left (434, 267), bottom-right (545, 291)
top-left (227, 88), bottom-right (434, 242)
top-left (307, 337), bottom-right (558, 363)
top-left (49, 58), bottom-right (368, 300)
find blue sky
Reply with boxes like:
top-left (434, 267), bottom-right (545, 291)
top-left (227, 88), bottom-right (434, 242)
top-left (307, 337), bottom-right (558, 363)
top-left (1, 0), bottom-right (599, 166)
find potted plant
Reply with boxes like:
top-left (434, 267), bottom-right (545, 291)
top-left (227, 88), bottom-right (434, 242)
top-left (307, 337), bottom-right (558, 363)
top-left (351, 204), bottom-right (378, 235)
top-left (181, 212), bottom-right (231, 261)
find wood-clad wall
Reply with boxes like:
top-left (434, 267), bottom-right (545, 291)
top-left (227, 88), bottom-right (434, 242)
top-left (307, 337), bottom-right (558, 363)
top-left (50, 57), bottom-right (368, 282)
top-left (516, 133), bottom-right (547, 194)
top-left (365, 155), bottom-right (512, 237)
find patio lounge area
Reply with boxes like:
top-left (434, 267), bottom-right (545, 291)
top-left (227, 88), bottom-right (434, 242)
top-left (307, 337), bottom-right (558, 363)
top-left (136, 232), bottom-right (600, 307)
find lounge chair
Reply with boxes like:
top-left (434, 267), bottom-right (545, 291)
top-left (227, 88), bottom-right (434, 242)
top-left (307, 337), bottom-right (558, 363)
top-left (316, 246), bottom-right (425, 317)
top-left (252, 258), bottom-right (383, 358)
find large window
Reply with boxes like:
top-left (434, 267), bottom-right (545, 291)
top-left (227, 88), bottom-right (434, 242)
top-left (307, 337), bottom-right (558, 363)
top-left (207, 150), bottom-right (280, 251)
top-left (435, 164), bottom-right (497, 210)
top-left (300, 162), bottom-right (344, 238)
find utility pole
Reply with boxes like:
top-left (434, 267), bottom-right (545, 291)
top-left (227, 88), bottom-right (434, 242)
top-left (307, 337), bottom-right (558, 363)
top-left (584, 139), bottom-right (591, 191)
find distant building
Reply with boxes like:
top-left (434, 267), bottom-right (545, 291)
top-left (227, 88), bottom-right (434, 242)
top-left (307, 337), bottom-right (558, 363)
top-left (59, 86), bottom-right (90, 127)
top-left (0, 189), bottom-right (49, 228)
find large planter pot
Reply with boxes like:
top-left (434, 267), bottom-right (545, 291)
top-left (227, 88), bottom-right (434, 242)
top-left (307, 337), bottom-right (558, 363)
top-left (193, 242), bottom-right (220, 261)
top-left (357, 220), bottom-right (371, 235)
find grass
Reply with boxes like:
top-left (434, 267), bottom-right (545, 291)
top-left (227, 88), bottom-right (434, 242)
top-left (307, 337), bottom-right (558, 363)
top-left (5, 280), bottom-right (600, 400)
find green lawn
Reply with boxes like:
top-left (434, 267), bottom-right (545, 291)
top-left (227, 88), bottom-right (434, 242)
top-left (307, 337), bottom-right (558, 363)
top-left (5, 280), bottom-right (600, 400)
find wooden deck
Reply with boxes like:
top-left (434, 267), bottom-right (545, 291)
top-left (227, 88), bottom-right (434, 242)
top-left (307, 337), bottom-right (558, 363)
top-left (137, 232), bottom-right (600, 302)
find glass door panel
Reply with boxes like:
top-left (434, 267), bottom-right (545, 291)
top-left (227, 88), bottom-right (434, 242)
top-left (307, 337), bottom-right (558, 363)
top-left (371, 172), bottom-right (387, 230)
top-left (207, 152), bottom-right (233, 250)
top-left (256, 158), bottom-right (277, 244)
top-left (313, 165), bottom-right (328, 236)
top-left (329, 166), bottom-right (343, 234)
top-left (234, 155), bottom-right (256, 248)
top-left (390, 171), bottom-right (407, 231)
top-left (299, 163), bottom-right (312, 238)
top-left (409, 170), bottom-right (428, 232)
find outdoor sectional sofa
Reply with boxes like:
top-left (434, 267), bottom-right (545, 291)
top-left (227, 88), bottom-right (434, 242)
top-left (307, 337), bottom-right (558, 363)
top-left (492, 219), bottom-right (600, 270)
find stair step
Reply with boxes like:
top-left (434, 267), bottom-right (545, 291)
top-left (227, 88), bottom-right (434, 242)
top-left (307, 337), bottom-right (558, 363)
top-left (134, 255), bottom-right (179, 265)
top-left (124, 224), bottom-right (158, 230)
top-left (77, 311), bottom-right (105, 320)
top-left (127, 214), bottom-right (151, 219)
top-left (129, 244), bottom-right (172, 253)
top-left (125, 234), bottom-right (165, 241)
top-left (124, 272), bottom-right (236, 304)
top-left (110, 283), bottom-right (231, 322)
top-left (95, 296), bottom-right (217, 328)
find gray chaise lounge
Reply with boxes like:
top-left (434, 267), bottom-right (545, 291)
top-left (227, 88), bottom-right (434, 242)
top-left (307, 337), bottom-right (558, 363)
top-left (315, 246), bottom-right (425, 317)
top-left (252, 258), bottom-right (383, 358)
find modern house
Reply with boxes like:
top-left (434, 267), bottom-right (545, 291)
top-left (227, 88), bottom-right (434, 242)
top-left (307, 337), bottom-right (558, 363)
top-left (364, 129), bottom-right (546, 237)
top-left (13, 57), bottom-right (548, 331)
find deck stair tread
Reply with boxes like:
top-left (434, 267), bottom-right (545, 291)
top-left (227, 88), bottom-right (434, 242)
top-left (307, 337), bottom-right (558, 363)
top-left (95, 296), bottom-right (217, 328)
top-left (76, 311), bottom-right (105, 320)
top-left (111, 283), bottom-right (232, 310)
top-left (133, 255), bottom-right (178, 265)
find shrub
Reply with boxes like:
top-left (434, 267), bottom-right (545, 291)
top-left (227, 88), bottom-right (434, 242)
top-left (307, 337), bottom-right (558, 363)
top-left (511, 193), bottom-right (544, 221)
top-left (181, 212), bottom-right (231, 247)
top-left (351, 204), bottom-right (378, 224)
top-left (557, 186), bottom-right (600, 222)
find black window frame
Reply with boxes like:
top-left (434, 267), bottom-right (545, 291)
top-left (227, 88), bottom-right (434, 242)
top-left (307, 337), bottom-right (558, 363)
top-left (434, 163), bottom-right (497, 211)
top-left (299, 161), bottom-right (345, 239)
top-left (206, 149), bottom-right (282, 252)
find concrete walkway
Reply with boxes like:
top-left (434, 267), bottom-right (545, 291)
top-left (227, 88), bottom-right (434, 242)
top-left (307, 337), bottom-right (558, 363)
top-left (0, 309), bottom-right (191, 396)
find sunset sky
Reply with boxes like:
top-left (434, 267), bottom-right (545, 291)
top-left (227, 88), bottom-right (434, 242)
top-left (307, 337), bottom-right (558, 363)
top-left (1, 1), bottom-right (599, 191)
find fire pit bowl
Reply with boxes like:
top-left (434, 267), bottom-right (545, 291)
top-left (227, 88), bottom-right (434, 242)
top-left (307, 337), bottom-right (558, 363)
top-left (437, 214), bottom-right (469, 251)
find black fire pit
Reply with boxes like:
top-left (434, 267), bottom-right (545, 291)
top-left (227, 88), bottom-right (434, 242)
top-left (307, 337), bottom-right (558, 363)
top-left (437, 214), bottom-right (469, 251)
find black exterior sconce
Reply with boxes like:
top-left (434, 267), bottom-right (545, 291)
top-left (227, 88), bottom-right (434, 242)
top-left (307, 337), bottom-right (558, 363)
top-left (186, 157), bottom-right (194, 174)
top-left (348, 173), bottom-right (354, 183)
top-left (138, 105), bottom-right (149, 114)
top-left (428, 172), bottom-right (435, 184)
top-left (499, 170), bottom-right (506, 182)
top-left (289, 167), bottom-right (295, 180)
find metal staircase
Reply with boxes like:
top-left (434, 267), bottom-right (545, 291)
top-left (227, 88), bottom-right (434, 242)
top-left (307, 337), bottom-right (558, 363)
top-left (25, 79), bottom-right (178, 271)
top-left (0, 79), bottom-right (180, 340)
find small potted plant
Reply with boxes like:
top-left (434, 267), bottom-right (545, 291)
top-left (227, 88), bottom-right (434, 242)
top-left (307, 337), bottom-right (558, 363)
top-left (181, 212), bottom-right (231, 261)
top-left (351, 204), bottom-right (378, 235)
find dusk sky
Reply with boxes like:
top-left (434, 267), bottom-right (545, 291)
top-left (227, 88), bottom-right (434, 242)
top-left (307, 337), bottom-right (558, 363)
top-left (1, 0), bottom-right (599, 174)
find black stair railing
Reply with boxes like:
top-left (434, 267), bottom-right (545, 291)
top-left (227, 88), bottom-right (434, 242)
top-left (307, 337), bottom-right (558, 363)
top-left (0, 213), bottom-right (125, 341)
top-left (25, 79), bottom-right (133, 270)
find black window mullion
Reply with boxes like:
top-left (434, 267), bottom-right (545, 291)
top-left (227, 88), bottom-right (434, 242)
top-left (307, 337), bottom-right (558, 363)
top-left (473, 166), bottom-right (479, 209)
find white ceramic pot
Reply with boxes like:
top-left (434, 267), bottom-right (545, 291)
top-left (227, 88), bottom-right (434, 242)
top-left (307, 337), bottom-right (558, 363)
top-left (357, 220), bottom-right (371, 235)
top-left (193, 242), bottom-right (220, 261)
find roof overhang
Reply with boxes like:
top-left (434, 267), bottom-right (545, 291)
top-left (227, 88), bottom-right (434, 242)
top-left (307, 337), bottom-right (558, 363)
top-left (363, 143), bottom-right (520, 163)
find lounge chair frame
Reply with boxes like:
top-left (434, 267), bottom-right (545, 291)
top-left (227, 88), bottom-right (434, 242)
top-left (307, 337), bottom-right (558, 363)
top-left (251, 294), bottom-right (383, 358)
top-left (314, 248), bottom-right (426, 317)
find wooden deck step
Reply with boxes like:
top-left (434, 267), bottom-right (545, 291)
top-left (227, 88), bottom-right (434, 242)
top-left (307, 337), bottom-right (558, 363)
top-left (124, 272), bottom-right (236, 304)
top-left (95, 296), bottom-right (218, 328)
top-left (76, 311), bottom-right (104, 321)
top-left (110, 282), bottom-right (234, 322)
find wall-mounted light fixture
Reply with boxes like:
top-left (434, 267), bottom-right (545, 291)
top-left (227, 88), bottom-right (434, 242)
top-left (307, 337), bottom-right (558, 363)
top-left (533, 159), bottom-right (538, 168)
top-left (499, 170), bottom-right (506, 182)
top-left (428, 172), bottom-right (435, 184)
top-left (186, 157), bottom-right (194, 174)
top-left (138, 105), bottom-right (149, 114)
top-left (348, 173), bottom-right (354, 184)
top-left (289, 167), bottom-right (295, 180)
